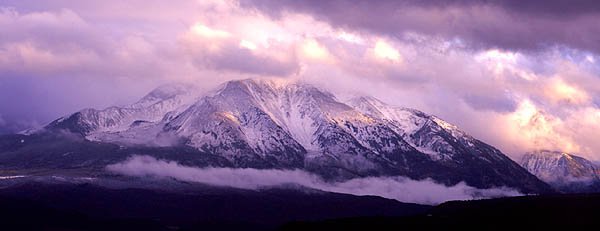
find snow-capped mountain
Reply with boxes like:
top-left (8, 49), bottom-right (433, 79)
top-left (521, 150), bottom-right (600, 192)
top-left (38, 79), bottom-right (551, 193)
top-left (47, 83), bottom-right (199, 146)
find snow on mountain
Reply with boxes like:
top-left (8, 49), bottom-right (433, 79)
top-left (43, 78), bottom-right (552, 193)
top-left (521, 150), bottom-right (600, 189)
top-left (347, 96), bottom-right (503, 163)
top-left (162, 79), bottom-right (421, 175)
top-left (130, 83), bottom-right (196, 109)
top-left (163, 80), bottom-right (308, 168)
top-left (46, 83), bottom-right (199, 145)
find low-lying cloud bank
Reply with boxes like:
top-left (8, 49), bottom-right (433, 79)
top-left (106, 155), bottom-right (522, 205)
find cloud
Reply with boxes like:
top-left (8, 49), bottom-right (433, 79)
top-left (0, 7), bottom-right (199, 132)
top-left (320, 42), bottom-right (600, 160)
top-left (242, 0), bottom-right (600, 53)
top-left (0, 114), bottom-right (7, 134)
top-left (0, 7), bottom-right (193, 79)
top-left (372, 40), bottom-right (402, 63)
top-left (543, 77), bottom-right (591, 105)
top-left (107, 155), bottom-right (522, 205)
top-left (181, 23), bottom-right (300, 76)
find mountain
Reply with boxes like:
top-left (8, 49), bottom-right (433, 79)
top-left (520, 150), bottom-right (600, 192)
top-left (3, 79), bottom-right (551, 193)
top-left (45, 83), bottom-right (198, 145)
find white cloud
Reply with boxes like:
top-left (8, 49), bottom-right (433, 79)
top-left (190, 23), bottom-right (232, 39)
top-left (373, 40), bottom-right (402, 62)
top-left (300, 39), bottom-right (331, 61)
top-left (543, 77), bottom-right (590, 105)
top-left (239, 39), bottom-right (257, 50)
top-left (107, 155), bottom-right (522, 205)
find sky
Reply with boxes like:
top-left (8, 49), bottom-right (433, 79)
top-left (0, 0), bottom-right (599, 161)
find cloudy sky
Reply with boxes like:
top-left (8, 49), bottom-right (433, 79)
top-left (1, 0), bottom-right (599, 161)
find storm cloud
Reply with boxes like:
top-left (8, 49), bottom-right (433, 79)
top-left (242, 0), bottom-right (600, 53)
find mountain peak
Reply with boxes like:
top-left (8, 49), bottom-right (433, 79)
top-left (133, 83), bottom-right (196, 108)
top-left (521, 150), bottom-right (599, 189)
top-left (238, 78), bottom-right (294, 88)
top-left (348, 95), bottom-right (384, 104)
top-left (222, 78), bottom-right (303, 92)
top-left (216, 78), bottom-right (335, 99)
top-left (39, 78), bottom-right (553, 193)
top-left (526, 150), bottom-right (579, 161)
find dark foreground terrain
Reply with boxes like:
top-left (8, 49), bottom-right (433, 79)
top-left (0, 179), bottom-right (428, 230)
top-left (282, 193), bottom-right (600, 230)
top-left (0, 179), bottom-right (599, 230)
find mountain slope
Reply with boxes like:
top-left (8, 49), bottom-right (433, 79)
top-left (31, 79), bottom-right (552, 193)
top-left (346, 96), bottom-right (551, 192)
top-left (521, 150), bottom-right (600, 192)
top-left (47, 84), bottom-right (197, 139)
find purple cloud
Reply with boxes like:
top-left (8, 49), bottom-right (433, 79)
top-left (242, 0), bottom-right (600, 53)
top-left (182, 35), bottom-right (301, 77)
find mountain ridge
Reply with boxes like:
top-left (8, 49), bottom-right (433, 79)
top-left (10, 78), bottom-right (552, 193)
top-left (521, 150), bottom-right (600, 192)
